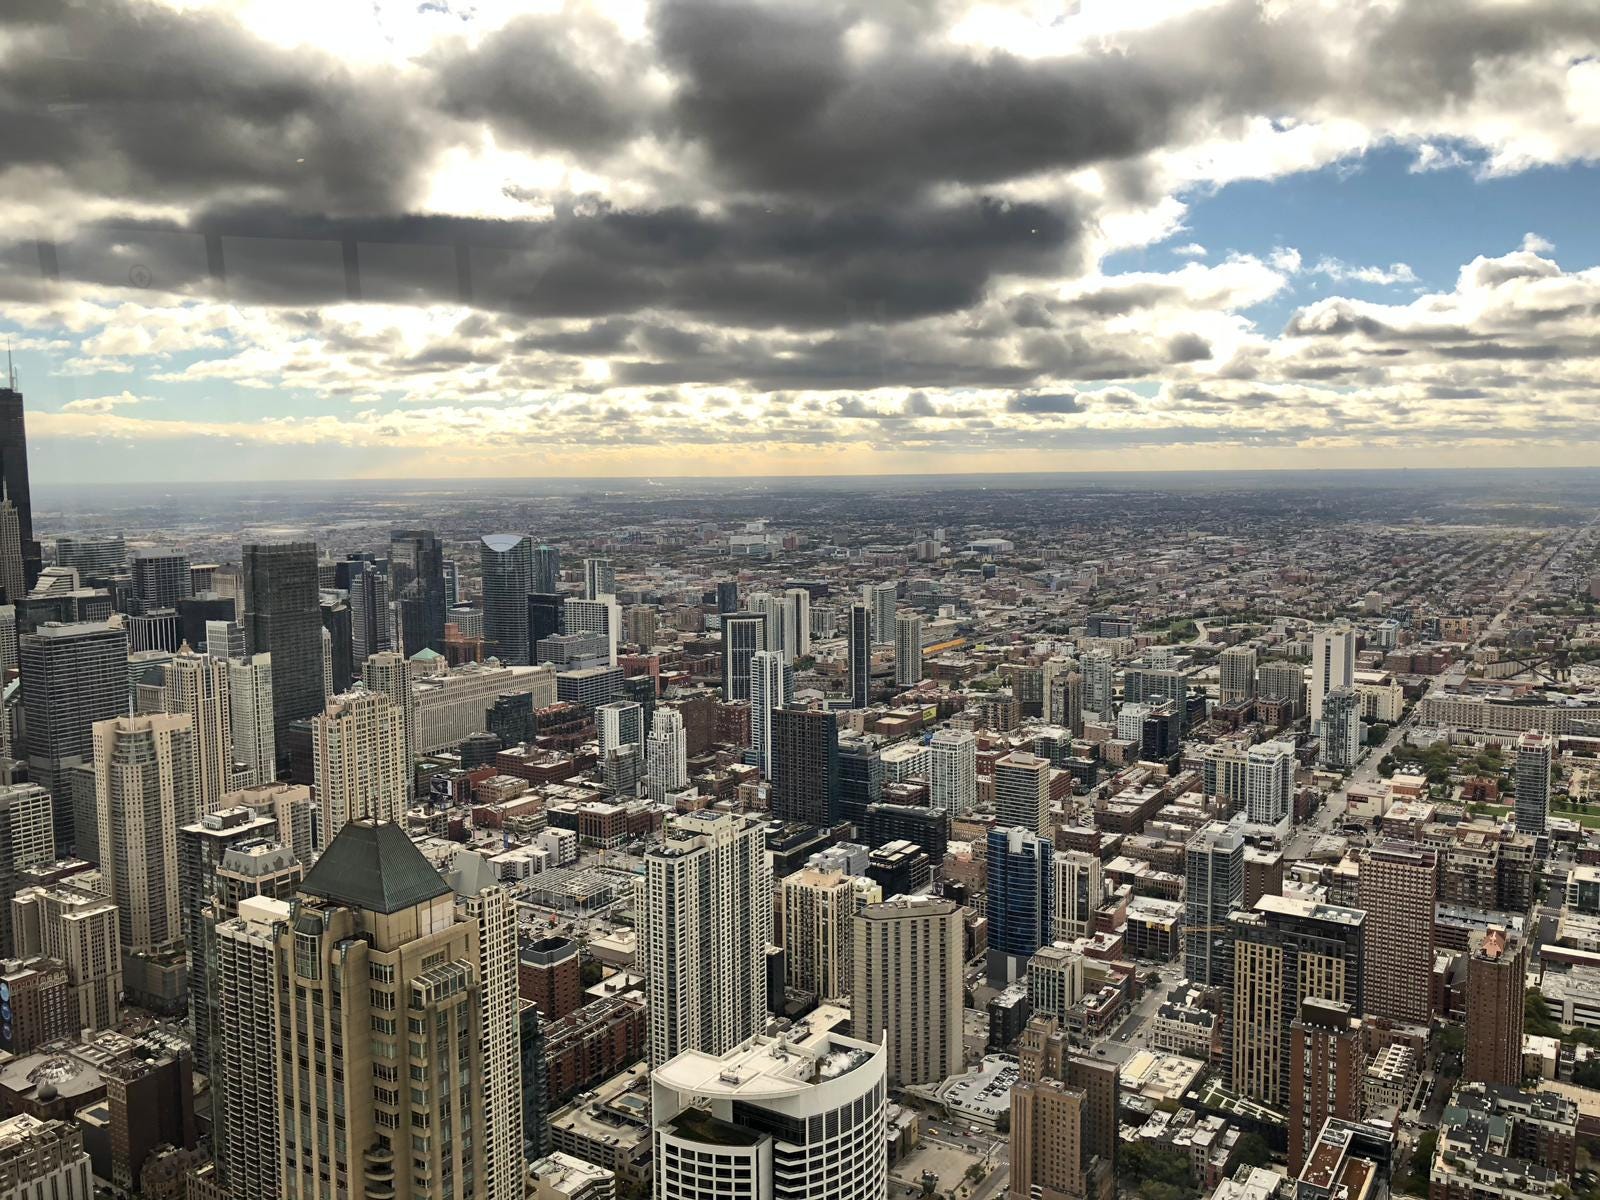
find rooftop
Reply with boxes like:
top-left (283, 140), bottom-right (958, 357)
top-left (299, 820), bottom-right (450, 914)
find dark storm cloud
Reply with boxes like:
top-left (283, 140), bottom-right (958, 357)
top-left (432, 12), bottom-right (653, 154)
top-left (0, 1), bottom-right (438, 215)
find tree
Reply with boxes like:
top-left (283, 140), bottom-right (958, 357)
top-left (1401, 1130), bottom-right (1438, 1195)
top-left (1234, 1133), bottom-right (1272, 1170)
top-left (1432, 1025), bottom-right (1465, 1056)
top-left (1574, 1059), bottom-right (1600, 1089)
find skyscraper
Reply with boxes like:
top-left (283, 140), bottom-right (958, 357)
top-left (54, 534), bottom-right (126, 581)
top-left (564, 596), bottom-right (620, 667)
top-left (749, 649), bottom-right (794, 778)
top-left (993, 750), bottom-right (1051, 839)
top-left (389, 529), bottom-right (445, 656)
top-left (0, 387), bottom-right (42, 589)
top-left (362, 650), bottom-right (418, 781)
top-left (213, 894), bottom-right (292, 1200)
top-left (312, 689), bottom-right (409, 842)
top-left (1288, 998), bottom-right (1364, 1173)
top-left (1245, 740), bottom-right (1295, 828)
top-left (1052, 850), bottom-right (1103, 940)
top-left (242, 541), bottom-right (325, 770)
top-left (164, 648), bottom-right (233, 817)
top-left (1464, 925), bottom-right (1527, 1086)
top-left (94, 714), bottom-right (197, 1010)
top-left (651, 1025), bottom-right (887, 1200)
top-left (226, 653), bottom-right (275, 788)
top-left (1310, 623), bottom-right (1357, 727)
top-left (1358, 842), bottom-right (1437, 1026)
top-left (783, 587), bottom-right (812, 659)
top-left (1080, 648), bottom-right (1115, 722)
top-left (645, 707), bottom-right (688, 802)
top-left (853, 895), bottom-right (963, 1086)
top-left (131, 550), bottom-right (193, 612)
top-left (770, 708), bottom-right (839, 826)
top-left (781, 868), bottom-right (865, 1001)
top-left (176, 806), bottom-right (276, 1071)
top-left (533, 544), bottom-right (561, 596)
top-left (1515, 730), bottom-right (1553, 835)
top-left (0, 489), bottom-right (24, 606)
top-left (1184, 822), bottom-right (1243, 986)
top-left (1009, 1015), bottom-right (1119, 1199)
top-left (720, 612), bottom-right (765, 702)
top-left (1320, 686), bottom-right (1361, 771)
top-left (277, 820), bottom-right (523, 1200)
top-left (715, 580), bottom-right (738, 615)
top-left (641, 810), bottom-right (770, 1065)
top-left (894, 611), bottom-right (923, 687)
top-left (987, 826), bottom-right (1053, 984)
top-left (347, 559), bottom-right (391, 662)
top-left (0, 783), bottom-right (54, 956)
top-left (480, 534), bottom-right (534, 665)
top-left (319, 596), bottom-right (355, 694)
top-left (861, 581), bottom-right (896, 643)
top-left (582, 557), bottom-right (615, 601)
top-left (1257, 660), bottom-right (1307, 716)
top-left (848, 602), bottom-right (871, 705)
top-left (929, 727), bottom-right (977, 815)
top-left (1219, 645), bottom-right (1258, 704)
top-left (20, 620), bottom-right (128, 847)
top-left (597, 699), bottom-right (644, 756)
top-left (1224, 895), bottom-right (1365, 1108)
top-left (11, 882), bottom-right (122, 1033)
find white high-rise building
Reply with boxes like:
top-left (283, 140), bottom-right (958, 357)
top-left (0, 783), bottom-right (55, 955)
top-left (205, 619), bottom-right (246, 660)
top-left (750, 592), bottom-right (788, 663)
top-left (783, 587), bottom-right (812, 659)
top-left (993, 750), bottom-right (1051, 839)
top-left (565, 597), bottom-right (620, 667)
top-left (1247, 740), bottom-right (1296, 827)
top-left (1515, 730), bottom-right (1553, 835)
top-left (583, 557), bottom-right (615, 601)
top-left (645, 707), bottom-right (689, 803)
top-left (94, 714), bottom-right (196, 957)
top-left (312, 689), bottom-right (409, 843)
top-left (640, 810), bottom-right (771, 1066)
top-left (861, 582), bottom-right (896, 643)
top-left (1081, 648), bottom-right (1116, 721)
top-left (893, 612), bottom-right (923, 688)
top-left (227, 653), bottom-right (276, 788)
top-left (362, 650), bottom-right (418, 779)
top-left (652, 1027), bottom-right (887, 1200)
top-left (320, 626), bottom-right (334, 701)
top-left (1052, 850), bottom-right (1103, 940)
top-left (928, 728), bottom-right (977, 815)
top-left (451, 859), bottom-right (525, 1200)
top-left (1219, 646), bottom-right (1259, 704)
top-left (853, 895), bottom-right (963, 1087)
top-left (214, 894), bottom-right (292, 1200)
top-left (165, 649), bottom-right (233, 818)
top-left (749, 650), bottom-right (794, 779)
top-left (597, 700), bottom-right (644, 757)
top-left (1310, 624), bottom-right (1357, 727)
top-left (0, 603), bottom-right (16, 675)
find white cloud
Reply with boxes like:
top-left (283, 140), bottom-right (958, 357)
top-left (1311, 258), bottom-right (1419, 286)
top-left (1172, 242), bottom-right (1207, 258)
top-left (1521, 232), bottom-right (1555, 254)
top-left (59, 391), bottom-right (143, 414)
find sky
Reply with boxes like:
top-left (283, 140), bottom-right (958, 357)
top-left (2, 0), bottom-right (1599, 483)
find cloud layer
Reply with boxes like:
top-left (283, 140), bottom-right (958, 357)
top-left (2, 0), bottom-right (1599, 475)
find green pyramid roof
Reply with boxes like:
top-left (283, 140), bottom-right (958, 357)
top-left (300, 820), bottom-right (450, 915)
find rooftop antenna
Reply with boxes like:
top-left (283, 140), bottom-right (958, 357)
top-left (6, 341), bottom-right (13, 390)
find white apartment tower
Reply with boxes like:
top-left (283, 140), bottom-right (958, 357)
top-left (993, 750), bottom-right (1052, 839)
top-left (165, 649), bottom-right (233, 817)
top-left (749, 650), bottom-right (794, 779)
top-left (640, 810), bottom-right (771, 1066)
top-left (94, 714), bottom-right (196, 956)
top-left (861, 582), bottom-right (897, 643)
top-left (312, 689), bottom-right (409, 843)
top-left (227, 653), bottom-right (276, 788)
top-left (1310, 624), bottom-right (1357, 727)
top-left (645, 708), bottom-right (689, 803)
top-left (1052, 850), bottom-right (1103, 940)
top-left (1246, 740), bottom-right (1296, 828)
top-left (928, 728), bottom-right (977, 815)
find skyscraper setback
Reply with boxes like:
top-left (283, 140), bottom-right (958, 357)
top-left (0, 387), bottom-right (41, 589)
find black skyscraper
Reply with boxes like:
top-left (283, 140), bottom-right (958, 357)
top-left (533, 544), bottom-right (561, 596)
top-left (0, 389), bottom-right (41, 589)
top-left (320, 598), bottom-right (355, 695)
top-left (243, 541), bottom-right (325, 771)
top-left (527, 592), bottom-right (565, 649)
top-left (848, 602), bottom-right (872, 705)
top-left (480, 534), bottom-right (533, 665)
top-left (770, 708), bottom-right (840, 826)
top-left (716, 581), bottom-right (739, 614)
top-left (390, 529), bottom-right (445, 655)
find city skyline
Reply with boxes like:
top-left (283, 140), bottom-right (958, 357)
top-left (2, 2), bottom-right (1599, 481)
